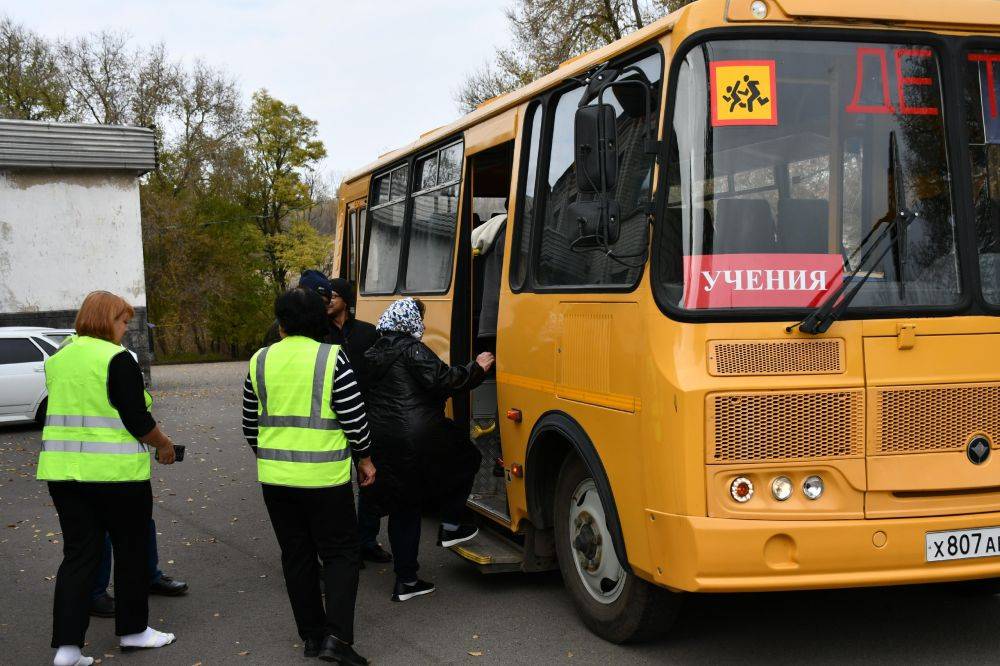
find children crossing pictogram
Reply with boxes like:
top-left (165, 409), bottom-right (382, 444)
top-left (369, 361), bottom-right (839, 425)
top-left (711, 60), bottom-right (778, 126)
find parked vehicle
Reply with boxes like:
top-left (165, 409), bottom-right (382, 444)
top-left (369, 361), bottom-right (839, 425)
top-left (0, 328), bottom-right (58, 425)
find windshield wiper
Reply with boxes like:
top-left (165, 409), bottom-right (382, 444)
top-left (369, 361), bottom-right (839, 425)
top-left (790, 132), bottom-right (915, 335)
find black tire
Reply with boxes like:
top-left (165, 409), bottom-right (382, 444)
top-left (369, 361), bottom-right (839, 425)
top-left (34, 398), bottom-right (47, 425)
top-left (952, 577), bottom-right (1000, 596)
top-left (553, 456), bottom-right (682, 643)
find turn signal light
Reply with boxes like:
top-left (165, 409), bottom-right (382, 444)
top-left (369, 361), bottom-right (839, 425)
top-left (510, 463), bottom-right (524, 478)
top-left (730, 476), bottom-right (754, 503)
top-left (506, 408), bottom-right (522, 423)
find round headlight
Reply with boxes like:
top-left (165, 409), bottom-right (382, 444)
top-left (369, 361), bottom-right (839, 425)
top-left (730, 476), bottom-right (754, 503)
top-left (771, 476), bottom-right (793, 501)
top-left (750, 0), bottom-right (768, 19)
top-left (803, 475), bottom-right (824, 500)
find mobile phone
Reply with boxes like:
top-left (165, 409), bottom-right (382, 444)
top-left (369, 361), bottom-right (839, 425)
top-left (155, 444), bottom-right (185, 462)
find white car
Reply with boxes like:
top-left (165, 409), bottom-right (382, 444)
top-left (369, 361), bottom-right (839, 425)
top-left (0, 327), bottom-right (59, 425)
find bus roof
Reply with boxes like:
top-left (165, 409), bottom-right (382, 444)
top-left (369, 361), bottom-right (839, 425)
top-left (341, 0), bottom-right (1000, 187)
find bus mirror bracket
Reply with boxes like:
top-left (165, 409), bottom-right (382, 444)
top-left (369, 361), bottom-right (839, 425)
top-left (567, 199), bottom-right (621, 250)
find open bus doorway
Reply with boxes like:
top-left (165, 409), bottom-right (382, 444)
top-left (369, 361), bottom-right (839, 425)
top-left (454, 140), bottom-right (514, 524)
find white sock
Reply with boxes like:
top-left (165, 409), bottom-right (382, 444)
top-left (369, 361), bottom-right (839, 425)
top-left (442, 522), bottom-right (460, 531)
top-left (120, 626), bottom-right (176, 648)
top-left (53, 646), bottom-right (93, 666)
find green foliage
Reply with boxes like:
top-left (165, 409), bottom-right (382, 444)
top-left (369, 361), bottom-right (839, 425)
top-left (272, 217), bottom-right (330, 275)
top-left (0, 17), bottom-right (69, 120)
top-left (243, 89), bottom-right (328, 293)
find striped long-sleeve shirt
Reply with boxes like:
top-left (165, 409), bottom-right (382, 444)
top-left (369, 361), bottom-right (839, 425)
top-left (242, 349), bottom-right (372, 457)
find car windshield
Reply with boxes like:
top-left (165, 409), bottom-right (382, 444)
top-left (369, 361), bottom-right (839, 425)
top-left (654, 39), bottom-right (961, 313)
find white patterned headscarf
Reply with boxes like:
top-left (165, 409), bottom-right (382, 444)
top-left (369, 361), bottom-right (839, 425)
top-left (376, 297), bottom-right (424, 340)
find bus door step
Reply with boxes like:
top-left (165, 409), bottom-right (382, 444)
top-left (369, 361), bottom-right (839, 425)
top-left (449, 527), bottom-right (524, 574)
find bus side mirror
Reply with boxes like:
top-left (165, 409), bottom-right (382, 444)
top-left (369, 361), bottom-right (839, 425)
top-left (575, 104), bottom-right (618, 193)
top-left (567, 199), bottom-right (621, 249)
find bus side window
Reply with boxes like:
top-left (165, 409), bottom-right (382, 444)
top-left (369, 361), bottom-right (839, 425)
top-left (363, 167), bottom-right (408, 294)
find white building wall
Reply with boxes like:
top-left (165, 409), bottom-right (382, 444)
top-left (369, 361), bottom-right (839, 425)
top-left (0, 171), bottom-right (147, 313)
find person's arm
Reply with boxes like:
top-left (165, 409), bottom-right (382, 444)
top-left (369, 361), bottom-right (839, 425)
top-left (330, 350), bottom-right (375, 486)
top-left (405, 342), bottom-right (492, 396)
top-left (107, 352), bottom-right (174, 464)
top-left (242, 372), bottom-right (259, 455)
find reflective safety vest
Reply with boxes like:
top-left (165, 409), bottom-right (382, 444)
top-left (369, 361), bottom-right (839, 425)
top-left (37, 336), bottom-right (153, 482)
top-left (249, 336), bottom-right (350, 488)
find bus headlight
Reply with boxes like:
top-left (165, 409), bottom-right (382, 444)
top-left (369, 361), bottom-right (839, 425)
top-left (771, 476), bottom-right (793, 501)
top-left (803, 475), bottom-right (824, 500)
top-left (730, 476), bottom-right (754, 503)
top-left (750, 1), bottom-right (768, 19)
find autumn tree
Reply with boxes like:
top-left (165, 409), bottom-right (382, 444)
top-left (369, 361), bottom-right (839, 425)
top-left (0, 18), bottom-right (69, 120)
top-left (59, 30), bottom-right (176, 126)
top-left (242, 89), bottom-right (327, 292)
top-left (456, 0), bottom-right (694, 112)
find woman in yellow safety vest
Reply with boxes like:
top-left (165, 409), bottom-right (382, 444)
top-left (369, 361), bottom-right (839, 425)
top-left (37, 291), bottom-right (179, 666)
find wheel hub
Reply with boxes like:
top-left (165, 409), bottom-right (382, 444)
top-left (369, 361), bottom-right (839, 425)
top-left (567, 479), bottom-right (625, 604)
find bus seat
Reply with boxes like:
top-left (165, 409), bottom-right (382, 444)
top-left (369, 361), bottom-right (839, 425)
top-left (778, 199), bottom-right (829, 253)
top-left (713, 198), bottom-right (776, 254)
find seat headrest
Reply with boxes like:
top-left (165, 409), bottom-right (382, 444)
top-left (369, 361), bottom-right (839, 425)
top-left (713, 198), bottom-right (776, 254)
top-left (778, 199), bottom-right (829, 254)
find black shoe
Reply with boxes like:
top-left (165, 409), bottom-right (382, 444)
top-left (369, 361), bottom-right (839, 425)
top-left (318, 636), bottom-right (367, 665)
top-left (150, 574), bottom-right (188, 596)
top-left (89, 592), bottom-right (115, 618)
top-left (391, 578), bottom-right (435, 602)
top-left (360, 543), bottom-right (392, 563)
top-left (304, 637), bottom-right (322, 658)
top-left (437, 524), bottom-right (478, 548)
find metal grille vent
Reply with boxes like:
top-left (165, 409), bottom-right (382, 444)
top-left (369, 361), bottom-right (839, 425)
top-left (708, 339), bottom-right (845, 376)
top-left (708, 390), bottom-right (865, 463)
top-left (872, 383), bottom-right (1000, 455)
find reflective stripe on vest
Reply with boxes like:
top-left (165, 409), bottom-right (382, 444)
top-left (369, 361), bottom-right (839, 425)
top-left (36, 335), bottom-right (152, 483)
top-left (250, 337), bottom-right (350, 488)
top-left (42, 440), bottom-right (150, 454)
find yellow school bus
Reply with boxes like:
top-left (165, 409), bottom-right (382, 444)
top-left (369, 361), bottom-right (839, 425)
top-left (336, 0), bottom-right (1000, 642)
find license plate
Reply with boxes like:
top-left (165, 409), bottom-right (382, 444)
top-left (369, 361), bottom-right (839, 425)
top-left (926, 527), bottom-right (1000, 562)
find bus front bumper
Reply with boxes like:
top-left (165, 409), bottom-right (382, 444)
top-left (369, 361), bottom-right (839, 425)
top-left (646, 510), bottom-right (1000, 592)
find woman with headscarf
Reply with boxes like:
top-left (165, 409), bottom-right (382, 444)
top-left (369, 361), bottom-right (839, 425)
top-left (363, 297), bottom-right (494, 602)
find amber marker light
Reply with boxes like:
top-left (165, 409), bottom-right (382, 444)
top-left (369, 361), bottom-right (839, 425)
top-left (730, 477), bottom-right (754, 503)
top-left (506, 408), bottom-right (522, 423)
top-left (510, 463), bottom-right (524, 478)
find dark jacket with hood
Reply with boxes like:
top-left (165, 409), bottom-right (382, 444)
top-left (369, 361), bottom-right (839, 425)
top-left (363, 332), bottom-right (486, 510)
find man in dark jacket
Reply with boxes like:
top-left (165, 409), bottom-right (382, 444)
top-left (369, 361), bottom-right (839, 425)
top-left (363, 298), bottom-right (494, 602)
top-left (324, 278), bottom-right (390, 564)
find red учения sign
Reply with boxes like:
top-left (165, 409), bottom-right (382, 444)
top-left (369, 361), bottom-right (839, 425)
top-left (683, 254), bottom-right (844, 309)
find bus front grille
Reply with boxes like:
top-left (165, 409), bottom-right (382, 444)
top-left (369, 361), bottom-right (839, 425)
top-left (708, 339), bottom-right (845, 377)
top-left (872, 383), bottom-right (1000, 455)
top-left (707, 389), bottom-right (865, 463)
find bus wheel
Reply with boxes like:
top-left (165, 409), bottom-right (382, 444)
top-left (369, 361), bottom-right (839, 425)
top-left (553, 456), bottom-right (681, 643)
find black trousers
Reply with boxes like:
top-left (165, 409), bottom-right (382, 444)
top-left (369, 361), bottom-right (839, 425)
top-left (262, 483), bottom-right (360, 644)
top-left (389, 436), bottom-right (481, 582)
top-left (48, 480), bottom-right (152, 647)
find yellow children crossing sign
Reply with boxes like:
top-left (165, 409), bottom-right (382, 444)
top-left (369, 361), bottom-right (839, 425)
top-left (710, 60), bottom-right (778, 126)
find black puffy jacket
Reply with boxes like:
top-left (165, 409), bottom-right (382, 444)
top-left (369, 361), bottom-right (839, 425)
top-left (363, 332), bottom-right (486, 511)
top-left (364, 332), bottom-right (485, 442)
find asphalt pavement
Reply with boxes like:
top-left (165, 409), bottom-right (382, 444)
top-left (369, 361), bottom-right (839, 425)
top-left (4, 361), bottom-right (1000, 665)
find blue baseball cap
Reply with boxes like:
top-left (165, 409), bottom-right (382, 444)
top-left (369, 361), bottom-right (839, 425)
top-left (298, 269), bottom-right (334, 299)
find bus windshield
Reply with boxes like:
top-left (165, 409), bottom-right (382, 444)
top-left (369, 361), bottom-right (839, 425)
top-left (655, 38), bottom-right (961, 313)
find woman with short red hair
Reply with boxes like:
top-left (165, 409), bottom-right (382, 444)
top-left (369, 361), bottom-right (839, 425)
top-left (37, 291), bottom-right (178, 666)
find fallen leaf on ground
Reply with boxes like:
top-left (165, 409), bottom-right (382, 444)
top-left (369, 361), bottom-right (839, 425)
top-left (236, 651), bottom-right (250, 656)
top-left (468, 651), bottom-right (483, 657)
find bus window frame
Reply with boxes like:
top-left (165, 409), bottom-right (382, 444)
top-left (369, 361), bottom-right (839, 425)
top-left (361, 163), bottom-right (410, 296)
top-left (359, 134), bottom-right (465, 297)
top-left (513, 44), bottom-right (665, 295)
top-left (401, 138), bottom-right (465, 296)
top-left (960, 36), bottom-right (1000, 315)
top-left (509, 100), bottom-right (542, 293)
top-left (650, 26), bottom-right (981, 324)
